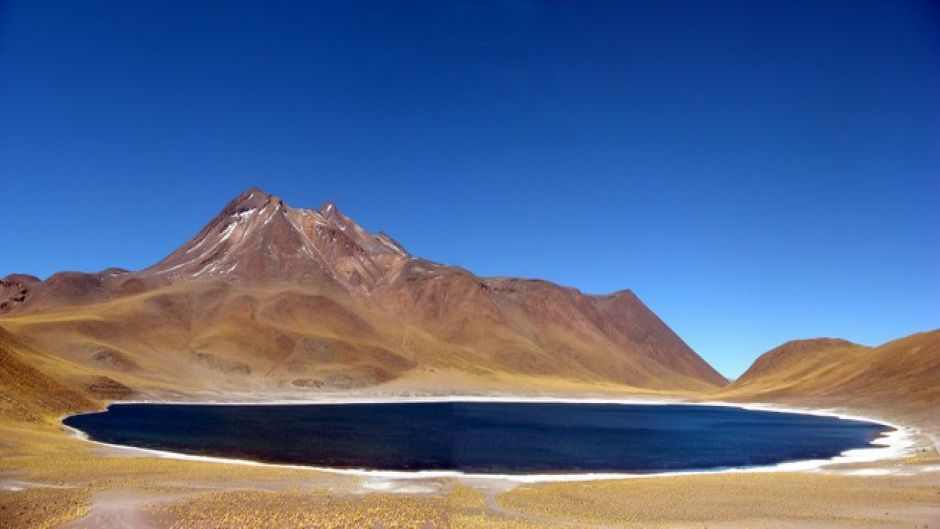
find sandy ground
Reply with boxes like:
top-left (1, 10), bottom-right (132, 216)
top-left (1, 399), bottom-right (939, 529)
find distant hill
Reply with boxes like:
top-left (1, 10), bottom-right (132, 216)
top-left (715, 331), bottom-right (940, 421)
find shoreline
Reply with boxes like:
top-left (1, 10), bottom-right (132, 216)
top-left (60, 395), bottom-right (919, 484)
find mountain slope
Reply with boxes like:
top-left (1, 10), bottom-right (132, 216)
top-left (0, 326), bottom-right (97, 423)
top-left (715, 331), bottom-right (940, 421)
top-left (0, 188), bottom-right (726, 399)
top-left (723, 338), bottom-right (870, 398)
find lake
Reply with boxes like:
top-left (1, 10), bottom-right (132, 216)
top-left (63, 401), bottom-right (889, 474)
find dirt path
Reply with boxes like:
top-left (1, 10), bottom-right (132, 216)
top-left (479, 487), bottom-right (619, 528)
top-left (58, 490), bottom-right (179, 529)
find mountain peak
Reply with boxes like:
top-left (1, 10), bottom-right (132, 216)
top-left (223, 187), bottom-right (275, 214)
top-left (146, 189), bottom-right (409, 289)
top-left (320, 200), bottom-right (339, 216)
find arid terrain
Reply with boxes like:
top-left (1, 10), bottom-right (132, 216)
top-left (0, 189), bottom-right (726, 399)
top-left (1, 190), bottom-right (938, 528)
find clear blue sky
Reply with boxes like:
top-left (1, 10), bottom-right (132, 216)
top-left (2, 1), bottom-right (938, 377)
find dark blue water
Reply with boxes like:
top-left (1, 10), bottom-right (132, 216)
top-left (63, 402), bottom-right (889, 474)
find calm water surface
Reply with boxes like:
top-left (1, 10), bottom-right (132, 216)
top-left (64, 402), bottom-right (889, 474)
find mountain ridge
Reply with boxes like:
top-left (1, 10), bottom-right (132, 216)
top-left (0, 187), bottom-right (728, 396)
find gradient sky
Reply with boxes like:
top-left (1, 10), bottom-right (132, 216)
top-left (2, 1), bottom-right (938, 377)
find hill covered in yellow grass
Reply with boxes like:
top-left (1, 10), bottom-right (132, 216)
top-left (714, 330), bottom-right (940, 422)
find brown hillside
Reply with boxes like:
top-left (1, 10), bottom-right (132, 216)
top-left (0, 326), bottom-right (97, 423)
top-left (0, 188), bottom-right (726, 398)
top-left (715, 330), bottom-right (940, 422)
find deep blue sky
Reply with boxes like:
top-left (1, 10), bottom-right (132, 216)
top-left (2, 1), bottom-right (938, 377)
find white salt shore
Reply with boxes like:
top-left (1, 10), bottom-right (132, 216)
top-left (61, 395), bottom-right (919, 484)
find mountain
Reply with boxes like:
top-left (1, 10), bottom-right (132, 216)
top-left (147, 188), bottom-right (409, 287)
top-left (0, 188), bottom-right (726, 400)
top-left (715, 331), bottom-right (940, 421)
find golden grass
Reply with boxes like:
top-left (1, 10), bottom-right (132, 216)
top-left (150, 489), bottom-right (451, 529)
top-left (714, 330), bottom-right (940, 426)
top-left (0, 487), bottom-right (90, 529)
top-left (498, 472), bottom-right (940, 528)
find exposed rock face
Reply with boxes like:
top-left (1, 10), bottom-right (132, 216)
top-left (0, 274), bottom-right (39, 314)
top-left (0, 188), bottom-right (727, 394)
top-left (147, 188), bottom-right (410, 290)
top-left (91, 349), bottom-right (140, 372)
